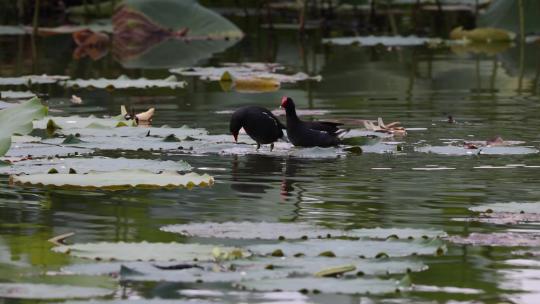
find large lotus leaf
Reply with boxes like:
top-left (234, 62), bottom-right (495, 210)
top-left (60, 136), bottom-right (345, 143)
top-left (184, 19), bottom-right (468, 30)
top-left (448, 232), bottom-right (540, 247)
top-left (470, 202), bottom-right (540, 214)
top-left (33, 115), bottom-right (126, 130)
top-left (322, 36), bottom-right (433, 46)
top-left (247, 239), bottom-right (445, 258)
top-left (0, 98), bottom-right (48, 156)
top-left (161, 222), bottom-right (446, 240)
top-left (478, 0), bottom-right (540, 34)
top-left (52, 242), bottom-right (244, 262)
top-left (10, 170), bottom-right (213, 190)
top-left (119, 0), bottom-right (242, 37)
top-left (348, 227), bottom-right (447, 240)
top-left (237, 277), bottom-right (403, 295)
top-left (3, 143), bottom-right (92, 161)
top-left (0, 91), bottom-right (36, 100)
top-left (120, 262), bottom-right (285, 283)
top-left (0, 157), bottom-right (192, 175)
top-left (171, 64), bottom-right (320, 84)
top-left (64, 75), bottom-right (186, 89)
top-left (0, 283), bottom-right (112, 299)
top-left (161, 222), bottom-right (346, 240)
top-left (415, 145), bottom-right (539, 156)
top-left (0, 75), bottom-right (69, 86)
top-left (458, 202), bottom-right (540, 225)
top-left (230, 256), bottom-right (428, 276)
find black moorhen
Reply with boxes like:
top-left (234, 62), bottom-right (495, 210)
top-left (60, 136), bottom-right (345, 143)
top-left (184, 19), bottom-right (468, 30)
top-left (281, 96), bottom-right (342, 147)
top-left (229, 105), bottom-right (286, 150)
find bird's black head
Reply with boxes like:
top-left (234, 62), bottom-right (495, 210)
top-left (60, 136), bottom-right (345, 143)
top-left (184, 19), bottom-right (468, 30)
top-left (229, 112), bottom-right (242, 142)
top-left (280, 96), bottom-right (295, 110)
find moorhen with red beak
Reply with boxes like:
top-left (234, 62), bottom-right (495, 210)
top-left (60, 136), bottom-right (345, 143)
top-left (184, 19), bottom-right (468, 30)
top-left (229, 105), bottom-right (285, 150)
top-left (281, 97), bottom-right (342, 147)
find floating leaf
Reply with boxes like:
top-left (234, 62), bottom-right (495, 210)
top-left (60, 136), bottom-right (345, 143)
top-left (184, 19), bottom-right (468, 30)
top-left (322, 36), bottom-right (433, 46)
top-left (237, 277), bottom-right (403, 294)
top-left (232, 256), bottom-right (427, 276)
top-left (416, 145), bottom-right (538, 156)
top-left (10, 170), bottom-right (213, 190)
top-left (161, 222), bottom-right (344, 239)
top-left (172, 63), bottom-right (321, 84)
top-left (0, 91), bottom-right (36, 101)
top-left (0, 157), bottom-right (191, 175)
top-left (161, 222), bottom-right (446, 240)
top-left (65, 75), bottom-right (186, 89)
top-left (219, 71), bottom-right (280, 93)
top-left (447, 232), bottom-right (540, 247)
top-left (470, 202), bottom-right (540, 214)
top-left (247, 239), bottom-right (445, 258)
top-left (0, 75), bottom-right (69, 86)
top-left (450, 26), bottom-right (515, 42)
top-left (348, 227), bottom-right (447, 240)
top-left (0, 97), bottom-right (48, 156)
top-left (0, 283), bottom-right (112, 299)
top-left (52, 242), bottom-right (245, 262)
top-left (455, 202), bottom-right (540, 225)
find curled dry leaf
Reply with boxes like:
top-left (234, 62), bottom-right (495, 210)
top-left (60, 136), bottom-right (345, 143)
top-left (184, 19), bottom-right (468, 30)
top-left (363, 118), bottom-right (407, 136)
top-left (135, 108), bottom-right (155, 123)
top-left (70, 95), bottom-right (83, 105)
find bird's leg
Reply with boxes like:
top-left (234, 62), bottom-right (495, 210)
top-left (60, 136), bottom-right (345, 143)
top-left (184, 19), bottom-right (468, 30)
top-left (270, 143), bottom-right (274, 151)
top-left (256, 142), bottom-right (261, 150)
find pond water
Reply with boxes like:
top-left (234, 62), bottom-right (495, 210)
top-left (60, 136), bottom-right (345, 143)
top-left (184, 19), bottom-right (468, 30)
top-left (1, 25), bottom-right (540, 304)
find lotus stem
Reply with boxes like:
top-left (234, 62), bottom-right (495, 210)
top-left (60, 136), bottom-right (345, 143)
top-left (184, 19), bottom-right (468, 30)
top-left (517, 0), bottom-right (525, 92)
top-left (32, 0), bottom-right (40, 35)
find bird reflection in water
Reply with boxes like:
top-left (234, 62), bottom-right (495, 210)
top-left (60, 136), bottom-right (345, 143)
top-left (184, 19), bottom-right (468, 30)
top-left (230, 155), bottom-right (318, 202)
top-left (230, 155), bottom-right (283, 196)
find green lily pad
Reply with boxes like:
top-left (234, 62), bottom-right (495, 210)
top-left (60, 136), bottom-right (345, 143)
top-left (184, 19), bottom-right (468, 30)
top-left (247, 239), bottom-right (445, 258)
top-left (447, 232), bottom-right (540, 247)
top-left (120, 262), bottom-right (283, 283)
top-left (161, 222), bottom-right (446, 240)
top-left (171, 64), bottom-right (320, 84)
top-left (0, 283), bottom-right (112, 299)
top-left (0, 75), bottom-right (69, 86)
top-left (52, 242), bottom-right (245, 262)
top-left (322, 36), bottom-right (433, 46)
top-left (0, 157), bottom-right (192, 175)
top-left (470, 202), bottom-right (540, 214)
top-left (416, 145), bottom-right (539, 155)
top-left (0, 91), bottom-right (36, 100)
top-left (10, 170), bottom-right (213, 190)
top-left (65, 75), bottom-right (187, 89)
top-left (0, 97), bottom-right (48, 156)
top-left (231, 256), bottom-right (427, 276)
top-left (237, 277), bottom-right (404, 294)
top-left (161, 222), bottom-right (345, 239)
top-left (348, 227), bottom-right (447, 239)
top-left (453, 202), bottom-right (540, 225)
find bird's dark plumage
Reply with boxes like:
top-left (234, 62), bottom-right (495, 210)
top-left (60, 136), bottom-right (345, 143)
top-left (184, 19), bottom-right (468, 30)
top-left (281, 97), bottom-right (341, 147)
top-left (229, 105), bottom-right (285, 150)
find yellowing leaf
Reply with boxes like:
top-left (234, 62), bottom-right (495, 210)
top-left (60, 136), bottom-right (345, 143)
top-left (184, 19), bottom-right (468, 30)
top-left (450, 26), bottom-right (515, 43)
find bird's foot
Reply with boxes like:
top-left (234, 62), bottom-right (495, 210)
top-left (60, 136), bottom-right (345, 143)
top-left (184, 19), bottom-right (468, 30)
top-left (270, 143), bottom-right (274, 152)
top-left (256, 143), bottom-right (261, 150)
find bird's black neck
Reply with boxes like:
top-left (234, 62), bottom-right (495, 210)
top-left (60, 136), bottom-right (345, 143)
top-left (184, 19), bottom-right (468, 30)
top-left (285, 106), bottom-right (300, 125)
